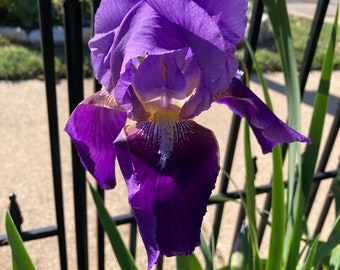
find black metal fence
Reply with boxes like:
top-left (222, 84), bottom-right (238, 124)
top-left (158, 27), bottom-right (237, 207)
top-left (0, 0), bottom-right (339, 269)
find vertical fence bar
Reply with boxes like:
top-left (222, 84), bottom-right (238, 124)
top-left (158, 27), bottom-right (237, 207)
top-left (97, 185), bottom-right (105, 270)
top-left (305, 100), bottom-right (340, 218)
top-left (231, 157), bottom-right (258, 249)
top-left (299, 0), bottom-right (330, 92)
top-left (88, 0), bottom-right (106, 268)
top-left (243, 0), bottom-right (264, 74)
top-left (302, 0), bottom-right (337, 217)
top-left (129, 220), bottom-right (137, 258)
top-left (313, 180), bottom-right (336, 237)
top-left (212, 115), bottom-right (240, 243)
top-left (37, 0), bottom-right (68, 269)
top-left (63, 0), bottom-right (88, 269)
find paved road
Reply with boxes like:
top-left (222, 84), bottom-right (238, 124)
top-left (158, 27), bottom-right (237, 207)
top-left (286, 0), bottom-right (339, 23)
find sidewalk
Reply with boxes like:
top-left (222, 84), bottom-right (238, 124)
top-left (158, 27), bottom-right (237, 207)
top-left (286, 0), bottom-right (339, 23)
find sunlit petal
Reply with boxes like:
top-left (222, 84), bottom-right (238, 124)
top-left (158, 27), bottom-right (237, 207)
top-left (195, 0), bottom-right (248, 44)
top-left (88, 0), bottom-right (140, 91)
top-left (65, 92), bottom-right (127, 189)
top-left (216, 78), bottom-right (311, 153)
top-left (134, 54), bottom-right (187, 102)
top-left (111, 2), bottom-right (186, 84)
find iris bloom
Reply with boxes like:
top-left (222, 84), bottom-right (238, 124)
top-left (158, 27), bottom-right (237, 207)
top-left (65, 0), bottom-right (311, 268)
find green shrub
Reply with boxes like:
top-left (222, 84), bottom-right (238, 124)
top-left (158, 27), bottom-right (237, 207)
top-left (0, 34), bottom-right (10, 46)
top-left (0, 0), bottom-right (38, 31)
top-left (0, 46), bottom-right (43, 80)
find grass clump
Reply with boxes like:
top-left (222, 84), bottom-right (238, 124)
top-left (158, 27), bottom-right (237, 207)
top-left (248, 16), bottom-right (340, 71)
top-left (0, 45), bottom-right (43, 80)
top-left (0, 43), bottom-right (65, 80)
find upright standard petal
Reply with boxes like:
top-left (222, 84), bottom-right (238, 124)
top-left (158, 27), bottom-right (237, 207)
top-left (144, 0), bottom-right (239, 119)
top-left (65, 91), bottom-right (127, 189)
top-left (195, 0), bottom-right (248, 44)
top-left (114, 120), bottom-right (219, 269)
top-left (134, 54), bottom-right (187, 102)
top-left (216, 78), bottom-right (311, 153)
top-left (89, 33), bottom-right (115, 91)
top-left (145, 0), bottom-right (226, 51)
top-left (89, 0), bottom-right (140, 91)
top-left (179, 37), bottom-right (238, 119)
top-left (93, 0), bottom-right (140, 34)
top-left (111, 2), bottom-right (186, 84)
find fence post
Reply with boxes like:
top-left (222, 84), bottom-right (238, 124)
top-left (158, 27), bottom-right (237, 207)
top-left (37, 0), bottom-right (68, 268)
top-left (63, 0), bottom-right (88, 269)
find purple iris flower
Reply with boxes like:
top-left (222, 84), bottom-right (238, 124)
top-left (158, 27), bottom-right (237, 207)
top-left (65, 0), bottom-right (311, 268)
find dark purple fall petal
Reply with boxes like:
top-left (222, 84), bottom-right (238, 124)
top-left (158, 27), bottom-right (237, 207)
top-left (65, 93), bottom-right (127, 189)
top-left (217, 78), bottom-right (311, 153)
top-left (114, 120), bottom-right (219, 269)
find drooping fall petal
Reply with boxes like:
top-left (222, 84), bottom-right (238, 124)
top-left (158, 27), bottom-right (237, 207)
top-left (65, 91), bottom-right (127, 189)
top-left (114, 120), bottom-right (219, 269)
top-left (216, 78), bottom-right (311, 153)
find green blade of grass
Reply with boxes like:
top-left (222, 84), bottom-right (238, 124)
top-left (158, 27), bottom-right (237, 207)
top-left (313, 216), bottom-right (340, 266)
top-left (301, 235), bottom-right (319, 270)
top-left (176, 254), bottom-right (203, 270)
top-left (5, 212), bottom-right (36, 270)
top-left (299, 3), bottom-right (338, 267)
top-left (89, 183), bottom-right (138, 270)
top-left (265, 145), bottom-right (285, 270)
top-left (244, 38), bottom-right (285, 270)
top-left (244, 123), bottom-right (261, 269)
top-left (330, 244), bottom-right (340, 269)
top-left (230, 223), bottom-right (249, 270)
top-left (200, 234), bottom-right (214, 270)
top-left (243, 40), bottom-right (273, 110)
top-left (208, 196), bottom-right (234, 203)
top-left (262, 2), bottom-right (303, 266)
top-left (290, 3), bottom-right (338, 268)
top-left (301, 3), bottom-right (338, 199)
